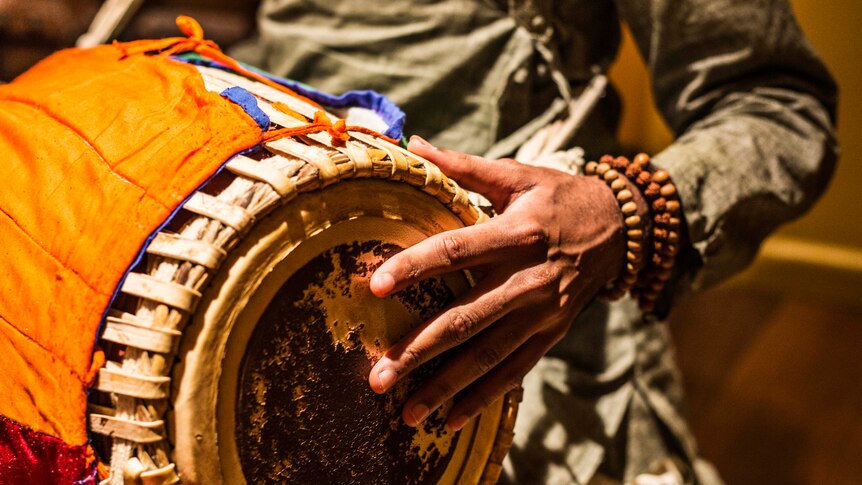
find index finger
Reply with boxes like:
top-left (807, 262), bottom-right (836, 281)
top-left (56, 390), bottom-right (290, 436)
top-left (370, 217), bottom-right (537, 297)
top-left (408, 136), bottom-right (527, 210)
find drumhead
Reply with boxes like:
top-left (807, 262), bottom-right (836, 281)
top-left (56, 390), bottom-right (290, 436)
top-left (172, 179), bottom-right (503, 484)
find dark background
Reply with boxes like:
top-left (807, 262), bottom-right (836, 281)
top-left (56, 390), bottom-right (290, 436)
top-left (0, 0), bottom-right (257, 82)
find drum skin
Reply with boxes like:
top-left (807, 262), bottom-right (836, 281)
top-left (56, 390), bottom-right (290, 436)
top-left (171, 180), bottom-right (502, 484)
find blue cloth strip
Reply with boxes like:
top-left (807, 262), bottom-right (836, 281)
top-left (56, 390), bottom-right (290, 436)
top-left (220, 86), bottom-right (270, 130)
top-left (179, 55), bottom-right (406, 140)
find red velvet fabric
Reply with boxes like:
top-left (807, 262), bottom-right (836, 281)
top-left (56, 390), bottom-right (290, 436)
top-left (0, 416), bottom-right (96, 485)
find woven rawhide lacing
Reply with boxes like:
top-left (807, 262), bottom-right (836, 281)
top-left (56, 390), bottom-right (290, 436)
top-left (89, 24), bottom-right (498, 485)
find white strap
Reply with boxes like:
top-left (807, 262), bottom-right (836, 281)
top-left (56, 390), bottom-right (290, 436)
top-left (183, 192), bottom-right (254, 233)
top-left (226, 155), bottom-right (298, 199)
top-left (95, 368), bottom-right (170, 400)
top-left (121, 273), bottom-right (201, 312)
top-left (516, 74), bottom-right (608, 161)
top-left (146, 232), bottom-right (226, 270)
top-left (101, 317), bottom-right (181, 354)
top-left (265, 137), bottom-right (340, 183)
top-left (89, 413), bottom-right (165, 444)
top-left (76, 0), bottom-right (146, 48)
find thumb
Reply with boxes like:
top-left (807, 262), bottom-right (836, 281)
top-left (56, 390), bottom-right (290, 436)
top-left (408, 136), bottom-right (522, 206)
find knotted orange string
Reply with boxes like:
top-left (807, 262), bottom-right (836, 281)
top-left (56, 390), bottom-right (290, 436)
top-left (115, 16), bottom-right (400, 148)
top-left (114, 16), bottom-right (324, 111)
top-left (264, 102), bottom-right (400, 147)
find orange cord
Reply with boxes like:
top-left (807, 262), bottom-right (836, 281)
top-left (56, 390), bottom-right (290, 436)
top-left (114, 16), bottom-right (324, 110)
top-left (114, 16), bottom-right (400, 148)
top-left (264, 102), bottom-right (399, 147)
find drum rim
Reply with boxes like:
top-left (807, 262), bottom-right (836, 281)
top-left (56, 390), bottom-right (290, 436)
top-left (88, 66), bottom-right (520, 485)
top-left (172, 180), bottom-right (496, 483)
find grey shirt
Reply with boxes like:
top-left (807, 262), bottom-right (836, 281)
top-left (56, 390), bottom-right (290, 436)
top-left (237, 0), bottom-right (838, 482)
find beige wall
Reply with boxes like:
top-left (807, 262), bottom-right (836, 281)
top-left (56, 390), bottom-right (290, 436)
top-left (608, 2), bottom-right (862, 304)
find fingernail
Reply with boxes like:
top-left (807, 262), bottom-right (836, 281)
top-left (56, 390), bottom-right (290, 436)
top-left (410, 135), bottom-right (436, 150)
top-left (371, 272), bottom-right (395, 295)
top-left (447, 415), bottom-right (469, 432)
top-left (408, 404), bottom-right (430, 426)
top-left (377, 368), bottom-right (397, 393)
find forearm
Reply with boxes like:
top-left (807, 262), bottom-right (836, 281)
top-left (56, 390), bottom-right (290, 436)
top-left (615, 0), bottom-right (839, 289)
top-left (654, 86), bottom-right (838, 288)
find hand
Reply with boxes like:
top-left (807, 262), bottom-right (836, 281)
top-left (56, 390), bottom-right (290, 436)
top-left (368, 136), bottom-right (627, 431)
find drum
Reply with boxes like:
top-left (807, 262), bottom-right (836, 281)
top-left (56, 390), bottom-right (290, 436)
top-left (85, 63), bottom-right (522, 483)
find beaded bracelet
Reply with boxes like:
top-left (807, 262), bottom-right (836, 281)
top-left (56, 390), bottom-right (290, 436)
top-left (585, 153), bottom-right (682, 312)
top-left (630, 159), bottom-right (682, 312)
top-left (584, 156), bottom-right (649, 301)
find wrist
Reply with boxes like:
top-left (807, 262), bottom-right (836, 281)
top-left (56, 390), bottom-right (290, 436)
top-left (584, 156), bottom-right (652, 300)
top-left (579, 174), bottom-right (628, 287)
top-left (584, 153), bottom-right (682, 312)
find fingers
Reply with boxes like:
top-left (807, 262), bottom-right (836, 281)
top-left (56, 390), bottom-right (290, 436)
top-left (370, 260), bottom-right (561, 392)
top-left (397, 310), bottom-right (535, 427)
top-left (408, 136), bottom-right (528, 208)
top-left (370, 217), bottom-right (544, 297)
top-left (370, 270), bottom-right (525, 394)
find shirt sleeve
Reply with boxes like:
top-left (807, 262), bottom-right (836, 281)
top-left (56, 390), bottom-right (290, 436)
top-left (613, 0), bottom-right (839, 290)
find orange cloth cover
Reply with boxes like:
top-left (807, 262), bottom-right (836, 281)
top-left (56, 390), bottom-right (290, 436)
top-left (0, 46), bottom-right (261, 446)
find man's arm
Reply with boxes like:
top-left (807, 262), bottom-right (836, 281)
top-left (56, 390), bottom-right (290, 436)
top-left (615, 0), bottom-right (839, 289)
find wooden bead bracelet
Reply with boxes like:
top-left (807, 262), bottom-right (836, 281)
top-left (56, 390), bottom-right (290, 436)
top-left (584, 155), bottom-right (649, 302)
top-left (629, 155), bottom-right (682, 312)
top-left (585, 153), bottom-right (682, 312)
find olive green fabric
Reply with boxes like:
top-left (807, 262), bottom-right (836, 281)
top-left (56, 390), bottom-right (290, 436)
top-left (235, 1), bottom-right (838, 483)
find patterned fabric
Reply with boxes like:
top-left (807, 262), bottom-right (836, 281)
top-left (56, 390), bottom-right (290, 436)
top-left (0, 417), bottom-right (97, 485)
top-left (243, 1), bottom-right (838, 483)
